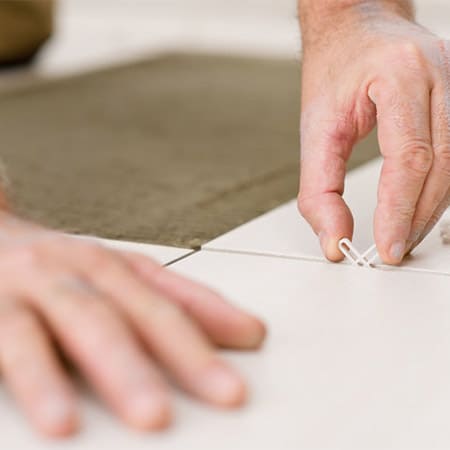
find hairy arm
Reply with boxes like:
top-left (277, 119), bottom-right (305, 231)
top-left (299, 1), bottom-right (415, 46)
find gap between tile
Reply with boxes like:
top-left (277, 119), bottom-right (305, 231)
top-left (165, 249), bottom-right (199, 267)
top-left (201, 247), bottom-right (450, 279)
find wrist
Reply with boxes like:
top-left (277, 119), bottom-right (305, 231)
top-left (299, 0), bottom-right (415, 48)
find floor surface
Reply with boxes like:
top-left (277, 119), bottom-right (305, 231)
top-left (1, 157), bottom-right (449, 449)
top-left (205, 159), bottom-right (450, 277)
top-left (1, 249), bottom-right (449, 449)
top-left (0, 1), bottom-right (449, 448)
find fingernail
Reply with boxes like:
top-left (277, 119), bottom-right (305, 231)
top-left (247, 318), bottom-right (267, 349)
top-left (127, 390), bottom-right (170, 429)
top-left (37, 396), bottom-right (75, 429)
top-left (199, 362), bottom-right (246, 407)
top-left (390, 241), bottom-right (406, 263)
top-left (237, 317), bottom-right (267, 350)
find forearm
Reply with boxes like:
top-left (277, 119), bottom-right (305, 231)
top-left (298, 0), bottom-right (415, 45)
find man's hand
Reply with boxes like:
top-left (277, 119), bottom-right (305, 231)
top-left (0, 212), bottom-right (265, 437)
top-left (297, 0), bottom-right (450, 264)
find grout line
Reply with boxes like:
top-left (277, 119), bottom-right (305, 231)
top-left (202, 246), bottom-right (326, 264)
top-left (165, 249), bottom-right (199, 267)
top-left (201, 247), bottom-right (450, 279)
top-left (374, 264), bottom-right (450, 278)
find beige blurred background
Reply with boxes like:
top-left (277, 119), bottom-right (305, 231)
top-left (4, 0), bottom-right (450, 79)
top-left (0, 0), bottom-right (447, 246)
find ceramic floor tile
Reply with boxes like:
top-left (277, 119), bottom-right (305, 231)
top-left (204, 158), bottom-right (450, 276)
top-left (73, 235), bottom-right (192, 265)
top-left (172, 251), bottom-right (450, 450)
top-left (2, 250), bottom-right (449, 449)
top-left (203, 158), bottom-right (381, 260)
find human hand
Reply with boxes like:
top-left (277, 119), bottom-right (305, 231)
top-left (298, 3), bottom-right (450, 264)
top-left (0, 212), bottom-right (265, 437)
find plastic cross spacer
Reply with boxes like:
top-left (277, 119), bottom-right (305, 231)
top-left (338, 238), bottom-right (379, 268)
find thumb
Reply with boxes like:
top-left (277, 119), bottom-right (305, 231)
top-left (298, 105), bottom-right (357, 261)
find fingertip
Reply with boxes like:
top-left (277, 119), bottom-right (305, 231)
top-left (124, 392), bottom-right (172, 431)
top-left (378, 240), bottom-right (406, 266)
top-left (300, 193), bottom-right (353, 263)
top-left (320, 233), bottom-right (346, 262)
top-left (239, 316), bottom-right (267, 350)
top-left (42, 415), bottom-right (80, 438)
top-left (144, 402), bottom-right (172, 431)
top-left (214, 375), bottom-right (247, 409)
top-left (195, 361), bottom-right (247, 408)
top-left (35, 397), bottom-right (80, 438)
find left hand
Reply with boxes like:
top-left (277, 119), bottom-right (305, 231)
top-left (0, 212), bottom-right (266, 437)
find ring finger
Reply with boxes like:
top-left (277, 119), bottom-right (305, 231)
top-left (67, 246), bottom-right (247, 408)
top-left (26, 275), bottom-right (172, 430)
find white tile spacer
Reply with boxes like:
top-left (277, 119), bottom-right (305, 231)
top-left (361, 244), bottom-right (379, 267)
top-left (338, 238), bottom-right (379, 268)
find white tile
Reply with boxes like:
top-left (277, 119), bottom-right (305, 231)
top-left (172, 251), bottom-right (450, 449)
top-left (73, 235), bottom-right (192, 265)
top-left (204, 158), bottom-right (450, 276)
top-left (203, 158), bottom-right (380, 261)
top-left (2, 250), bottom-right (449, 449)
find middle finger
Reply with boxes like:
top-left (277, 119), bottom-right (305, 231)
top-left (70, 244), bottom-right (247, 408)
top-left (26, 275), bottom-right (171, 430)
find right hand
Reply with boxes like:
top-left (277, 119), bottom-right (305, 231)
top-left (298, 5), bottom-right (450, 264)
top-left (0, 212), bottom-right (266, 437)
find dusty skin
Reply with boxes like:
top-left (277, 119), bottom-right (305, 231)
top-left (0, 212), bottom-right (266, 437)
top-left (298, 1), bottom-right (450, 265)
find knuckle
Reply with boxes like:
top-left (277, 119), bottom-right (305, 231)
top-left (45, 233), bottom-right (73, 250)
top-left (12, 244), bottom-right (41, 270)
top-left (297, 195), bottom-right (311, 219)
top-left (324, 114), bottom-right (355, 146)
top-left (389, 41), bottom-right (427, 71)
top-left (434, 144), bottom-right (450, 176)
top-left (79, 243), bottom-right (117, 274)
top-left (149, 296), bottom-right (186, 323)
top-left (395, 205), bottom-right (416, 224)
top-left (436, 39), bottom-right (450, 60)
top-left (399, 140), bottom-right (434, 176)
top-left (74, 303), bottom-right (123, 348)
top-left (10, 310), bottom-right (37, 336)
top-left (0, 307), bottom-right (37, 338)
top-left (85, 302), bottom-right (116, 331)
top-left (381, 85), bottom-right (402, 111)
top-left (433, 100), bottom-right (449, 130)
top-left (381, 199), bottom-right (415, 224)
